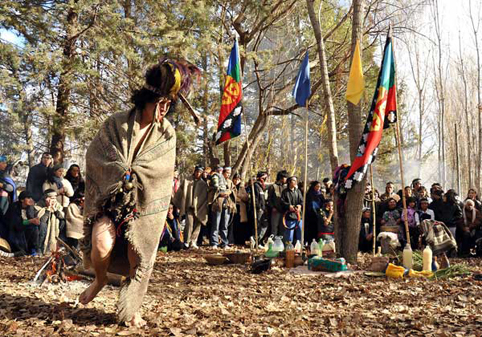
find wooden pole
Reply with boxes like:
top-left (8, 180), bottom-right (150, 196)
top-left (370, 165), bottom-right (377, 256)
top-left (242, 112), bottom-right (259, 252)
top-left (301, 105), bottom-right (309, 250)
top-left (390, 25), bottom-right (410, 246)
top-left (455, 123), bottom-right (461, 195)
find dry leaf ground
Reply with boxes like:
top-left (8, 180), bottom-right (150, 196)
top-left (0, 251), bottom-right (481, 336)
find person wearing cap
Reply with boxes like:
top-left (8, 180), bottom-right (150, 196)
top-left (0, 156), bottom-right (16, 219)
top-left (37, 189), bottom-right (65, 254)
top-left (173, 165), bottom-right (208, 249)
top-left (4, 191), bottom-right (40, 256)
top-left (79, 59), bottom-right (200, 326)
top-left (43, 164), bottom-right (74, 208)
top-left (26, 153), bottom-right (53, 203)
top-left (246, 171), bottom-right (268, 243)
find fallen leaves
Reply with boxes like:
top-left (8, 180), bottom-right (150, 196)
top-left (0, 252), bottom-right (481, 336)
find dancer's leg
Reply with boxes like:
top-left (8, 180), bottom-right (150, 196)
top-left (79, 216), bottom-right (115, 304)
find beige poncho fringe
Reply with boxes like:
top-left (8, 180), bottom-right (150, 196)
top-left (80, 108), bottom-right (176, 322)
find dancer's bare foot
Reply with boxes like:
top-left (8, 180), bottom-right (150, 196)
top-left (128, 312), bottom-right (146, 328)
top-left (79, 278), bottom-right (107, 305)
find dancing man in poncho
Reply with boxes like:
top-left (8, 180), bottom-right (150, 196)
top-left (79, 59), bottom-right (200, 326)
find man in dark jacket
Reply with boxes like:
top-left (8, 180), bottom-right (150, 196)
top-left (4, 191), bottom-right (40, 255)
top-left (280, 176), bottom-right (303, 244)
top-left (0, 156), bottom-right (17, 240)
top-left (246, 171), bottom-right (268, 243)
top-left (267, 170), bottom-right (288, 237)
top-left (26, 152), bottom-right (53, 202)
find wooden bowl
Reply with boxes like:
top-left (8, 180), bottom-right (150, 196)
top-left (224, 252), bottom-right (251, 264)
top-left (380, 226), bottom-right (399, 233)
top-left (204, 254), bottom-right (228, 265)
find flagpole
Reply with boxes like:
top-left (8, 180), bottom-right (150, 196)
top-left (301, 103), bottom-right (309, 252)
top-left (389, 25), bottom-right (410, 248)
top-left (242, 112), bottom-right (259, 253)
top-left (370, 164), bottom-right (377, 256)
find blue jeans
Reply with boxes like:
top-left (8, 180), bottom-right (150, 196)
top-left (210, 209), bottom-right (230, 247)
top-left (283, 219), bottom-right (302, 244)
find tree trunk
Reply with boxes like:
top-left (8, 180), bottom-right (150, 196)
top-left (50, 5), bottom-right (78, 164)
top-left (306, 0), bottom-right (339, 174)
top-left (340, 0), bottom-right (365, 264)
top-left (459, 33), bottom-right (472, 189)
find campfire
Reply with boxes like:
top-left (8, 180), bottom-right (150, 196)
top-left (33, 238), bottom-right (83, 285)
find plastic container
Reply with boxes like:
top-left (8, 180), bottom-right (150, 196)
top-left (273, 236), bottom-right (285, 252)
top-left (402, 244), bottom-right (413, 270)
top-left (294, 240), bottom-right (302, 254)
top-left (422, 245), bottom-right (433, 272)
top-left (318, 239), bottom-right (325, 257)
top-left (310, 239), bottom-right (319, 256)
top-left (265, 236), bottom-right (275, 252)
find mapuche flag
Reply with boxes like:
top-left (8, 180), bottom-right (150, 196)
top-left (345, 34), bottom-right (397, 189)
top-left (215, 39), bottom-right (243, 145)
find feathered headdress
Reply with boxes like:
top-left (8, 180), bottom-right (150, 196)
top-left (143, 58), bottom-right (201, 123)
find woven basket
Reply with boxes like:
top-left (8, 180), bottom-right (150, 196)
top-left (204, 254), bottom-right (228, 265)
top-left (0, 238), bottom-right (11, 253)
top-left (380, 226), bottom-right (399, 233)
top-left (224, 252), bottom-right (250, 264)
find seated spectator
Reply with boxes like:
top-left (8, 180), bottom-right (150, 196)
top-left (397, 186), bottom-right (413, 209)
top-left (37, 189), bottom-right (65, 254)
top-left (65, 192), bottom-right (84, 249)
top-left (0, 155), bottom-right (16, 219)
top-left (402, 197), bottom-right (420, 249)
top-left (359, 207), bottom-right (374, 253)
top-left (43, 164), bottom-right (74, 208)
top-left (465, 188), bottom-right (482, 212)
top-left (416, 198), bottom-right (435, 222)
top-left (459, 199), bottom-right (482, 256)
top-left (4, 191), bottom-right (40, 256)
top-left (318, 199), bottom-right (335, 242)
top-left (381, 198), bottom-right (401, 227)
top-left (159, 204), bottom-right (183, 251)
top-left (65, 164), bottom-right (85, 202)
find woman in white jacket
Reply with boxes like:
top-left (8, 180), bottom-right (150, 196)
top-left (42, 164), bottom-right (74, 208)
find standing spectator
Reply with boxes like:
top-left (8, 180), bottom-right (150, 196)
top-left (280, 176), bottom-right (303, 245)
top-left (65, 164), bottom-right (85, 201)
top-left (379, 182), bottom-right (400, 203)
top-left (322, 178), bottom-right (333, 199)
top-left (173, 166), bottom-right (209, 249)
top-left (43, 164), bottom-right (74, 208)
top-left (26, 152), bottom-right (53, 202)
top-left (246, 171), bottom-right (268, 243)
top-left (0, 155), bottom-right (16, 217)
top-left (4, 191), bottom-right (40, 256)
top-left (359, 207), bottom-right (374, 253)
top-left (411, 178), bottom-right (424, 203)
top-left (232, 173), bottom-right (249, 245)
top-left (267, 170), bottom-right (288, 237)
top-left (209, 167), bottom-right (234, 248)
top-left (37, 189), bottom-right (65, 254)
top-left (465, 188), bottom-right (482, 212)
top-left (305, 181), bottom-right (324, 244)
top-left (172, 170), bottom-right (180, 198)
top-left (429, 189), bottom-right (445, 221)
top-left (439, 189), bottom-right (463, 238)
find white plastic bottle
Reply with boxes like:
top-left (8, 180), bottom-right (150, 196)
top-left (310, 239), bottom-right (319, 256)
top-left (422, 245), bottom-right (433, 272)
top-left (294, 240), bottom-right (302, 253)
top-left (402, 244), bottom-right (413, 270)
